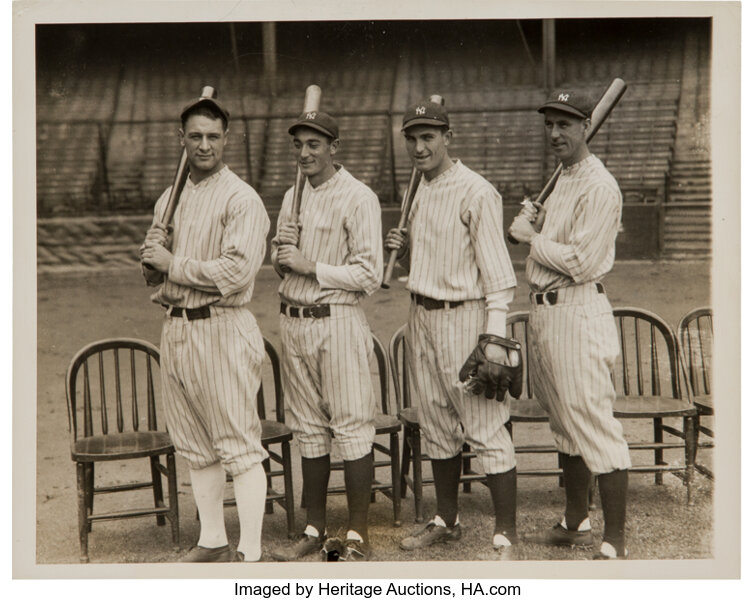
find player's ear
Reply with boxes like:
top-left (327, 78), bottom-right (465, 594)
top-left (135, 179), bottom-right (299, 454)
top-left (178, 128), bottom-right (185, 146)
top-left (443, 129), bottom-right (453, 146)
top-left (583, 118), bottom-right (591, 133)
top-left (329, 138), bottom-right (340, 155)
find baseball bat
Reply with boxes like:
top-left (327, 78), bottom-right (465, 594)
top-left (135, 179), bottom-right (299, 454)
top-left (281, 84), bottom-right (322, 274)
top-left (381, 93), bottom-right (445, 289)
top-left (507, 77), bottom-right (627, 244)
top-left (143, 85), bottom-right (217, 271)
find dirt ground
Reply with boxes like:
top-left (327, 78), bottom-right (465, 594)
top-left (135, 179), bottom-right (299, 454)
top-left (35, 260), bottom-right (712, 565)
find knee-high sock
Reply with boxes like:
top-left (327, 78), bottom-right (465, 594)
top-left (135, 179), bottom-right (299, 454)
top-left (301, 454), bottom-right (331, 535)
top-left (232, 463), bottom-right (267, 561)
top-left (486, 467), bottom-right (517, 539)
top-left (190, 462), bottom-right (228, 548)
top-left (343, 452), bottom-right (374, 543)
top-left (597, 469), bottom-right (628, 554)
top-left (431, 453), bottom-right (462, 527)
top-left (561, 453), bottom-right (592, 531)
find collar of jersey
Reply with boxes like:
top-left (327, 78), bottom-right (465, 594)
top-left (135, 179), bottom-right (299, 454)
top-left (561, 154), bottom-right (595, 176)
top-left (186, 165), bottom-right (228, 189)
top-left (422, 159), bottom-right (461, 186)
top-left (307, 163), bottom-right (344, 193)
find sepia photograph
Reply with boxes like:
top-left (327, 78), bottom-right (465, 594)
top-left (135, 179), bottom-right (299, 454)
top-left (13, 0), bottom-right (741, 584)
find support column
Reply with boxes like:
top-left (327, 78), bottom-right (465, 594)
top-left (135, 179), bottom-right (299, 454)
top-left (542, 19), bottom-right (556, 90)
top-left (262, 22), bottom-right (277, 97)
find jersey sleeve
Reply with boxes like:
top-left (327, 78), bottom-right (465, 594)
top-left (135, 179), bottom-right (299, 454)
top-left (270, 186), bottom-right (295, 265)
top-left (529, 183), bottom-right (621, 282)
top-left (168, 189), bottom-right (271, 296)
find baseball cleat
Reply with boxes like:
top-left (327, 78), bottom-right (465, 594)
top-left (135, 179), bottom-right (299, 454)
top-left (271, 530), bottom-right (326, 562)
top-left (178, 544), bottom-right (235, 562)
top-left (524, 523), bottom-right (594, 548)
top-left (342, 538), bottom-right (372, 561)
top-left (399, 516), bottom-right (462, 550)
top-left (593, 541), bottom-right (628, 560)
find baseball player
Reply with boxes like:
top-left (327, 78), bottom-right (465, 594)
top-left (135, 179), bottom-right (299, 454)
top-left (508, 90), bottom-right (631, 560)
top-left (269, 110), bottom-right (383, 561)
top-left (384, 98), bottom-right (521, 559)
top-left (140, 94), bottom-right (270, 562)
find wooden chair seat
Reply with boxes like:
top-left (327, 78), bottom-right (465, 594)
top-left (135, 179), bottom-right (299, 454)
top-left (509, 397), bottom-right (549, 421)
top-left (693, 395), bottom-right (713, 414)
top-left (261, 419), bottom-right (293, 444)
top-left (72, 430), bottom-right (174, 461)
top-left (613, 395), bottom-right (697, 418)
top-left (399, 406), bottom-right (418, 428)
top-left (375, 412), bottom-right (402, 434)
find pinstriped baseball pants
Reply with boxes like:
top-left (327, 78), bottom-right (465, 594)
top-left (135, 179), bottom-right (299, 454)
top-left (406, 300), bottom-right (517, 475)
top-left (160, 306), bottom-right (268, 476)
top-left (279, 305), bottom-right (376, 461)
top-left (529, 288), bottom-right (631, 474)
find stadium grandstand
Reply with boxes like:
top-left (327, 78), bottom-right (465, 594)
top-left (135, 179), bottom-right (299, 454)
top-left (36, 18), bottom-right (711, 269)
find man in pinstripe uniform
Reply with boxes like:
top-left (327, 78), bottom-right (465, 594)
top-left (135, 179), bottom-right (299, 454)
top-left (509, 90), bottom-right (630, 560)
top-left (140, 95), bottom-right (270, 562)
top-left (385, 98), bottom-right (520, 559)
top-left (269, 111), bottom-right (383, 561)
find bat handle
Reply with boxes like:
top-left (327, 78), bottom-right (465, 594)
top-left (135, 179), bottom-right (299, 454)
top-left (381, 250), bottom-right (400, 289)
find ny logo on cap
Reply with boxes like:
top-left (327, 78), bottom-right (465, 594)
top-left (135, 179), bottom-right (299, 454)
top-left (558, 93), bottom-right (570, 102)
top-left (306, 112), bottom-right (317, 120)
top-left (415, 106), bottom-right (426, 115)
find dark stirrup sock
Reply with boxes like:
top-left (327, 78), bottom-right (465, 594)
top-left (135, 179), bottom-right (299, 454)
top-left (561, 453), bottom-right (592, 530)
top-left (486, 467), bottom-right (517, 540)
top-left (597, 468), bottom-right (628, 554)
top-left (301, 454), bottom-right (331, 536)
top-left (430, 453), bottom-right (463, 527)
top-left (343, 452), bottom-right (374, 543)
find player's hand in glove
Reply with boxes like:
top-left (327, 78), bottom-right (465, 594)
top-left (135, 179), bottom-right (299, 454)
top-left (459, 334), bottom-right (523, 402)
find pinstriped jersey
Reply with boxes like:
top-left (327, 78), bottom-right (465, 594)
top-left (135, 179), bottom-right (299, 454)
top-left (526, 154), bottom-right (622, 293)
top-left (271, 165), bottom-right (383, 306)
top-left (149, 165), bottom-right (270, 308)
top-left (406, 160), bottom-right (517, 301)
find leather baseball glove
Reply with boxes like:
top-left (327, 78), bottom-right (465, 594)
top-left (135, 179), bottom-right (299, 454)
top-left (458, 334), bottom-right (523, 402)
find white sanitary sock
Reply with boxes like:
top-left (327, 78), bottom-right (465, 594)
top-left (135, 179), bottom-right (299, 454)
top-left (233, 463), bottom-right (267, 561)
top-left (190, 462), bottom-right (228, 548)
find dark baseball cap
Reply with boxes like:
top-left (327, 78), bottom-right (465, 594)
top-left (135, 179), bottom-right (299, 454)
top-left (537, 90), bottom-right (593, 119)
top-left (401, 98), bottom-right (450, 131)
top-left (180, 96), bottom-right (230, 127)
top-left (288, 110), bottom-right (340, 139)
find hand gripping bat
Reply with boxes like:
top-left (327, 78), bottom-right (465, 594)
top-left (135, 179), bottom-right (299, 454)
top-left (280, 84), bottom-right (323, 273)
top-left (142, 85), bottom-right (216, 271)
top-left (381, 94), bottom-right (445, 289)
top-left (507, 78), bottom-right (627, 244)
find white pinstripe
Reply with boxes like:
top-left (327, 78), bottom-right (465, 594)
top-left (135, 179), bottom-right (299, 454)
top-left (403, 160), bottom-right (517, 474)
top-left (148, 166), bottom-right (270, 475)
top-left (525, 155), bottom-right (630, 474)
top-left (271, 166), bottom-right (382, 460)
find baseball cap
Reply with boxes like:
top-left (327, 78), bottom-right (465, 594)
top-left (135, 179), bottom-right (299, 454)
top-left (537, 90), bottom-right (593, 119)
top-left (288, 110), bottom-right (340, 139)
top-left (180, 95), bottom-right (230, 127)
top-left (401, 98), bottom-right (450, 131)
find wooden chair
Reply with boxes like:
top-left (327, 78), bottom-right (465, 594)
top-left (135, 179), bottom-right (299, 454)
top-left (677, 307), bottom-right (714, 480)
top-left (612, 307), bottom-right (697, 504)
top-left (65, 338), bottom-right (179, 563)
top-left (301, 333), bottom-right (403, 527)
top-left (221, 338), bottom-right (297, 538)
top-left (389, 325), bottom-right (484, 524)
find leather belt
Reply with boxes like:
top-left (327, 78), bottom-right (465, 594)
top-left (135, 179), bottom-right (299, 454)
top-left (533, 282), bottom-right (605, 306)
top-left (280, 302), bottom-right (331, 319)
top-left (169, 305), bottom-right (212, 320)
top-left (411, 293), bottom-right (466, 311)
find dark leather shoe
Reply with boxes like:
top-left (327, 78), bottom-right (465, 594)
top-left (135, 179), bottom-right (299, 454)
top-left (400, 519), bottom-right (462, 550)
top-left (321, 537), bottom-right (345, 561)
top-left (525, 523), bottom-right (594, 547)
top-left (271, 532), bottom-right (326, 561)
top-left (179, 545), bottom-right (234, 562)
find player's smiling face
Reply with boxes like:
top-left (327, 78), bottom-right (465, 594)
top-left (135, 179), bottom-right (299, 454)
top-left (403, 125), bottom-right (453, 180)
top-left (180, 114), bottom-right (228, 181)
top-left (543, 108), bottom-right (590, 167)
top-left (292, 127), bottom-right (339, 188)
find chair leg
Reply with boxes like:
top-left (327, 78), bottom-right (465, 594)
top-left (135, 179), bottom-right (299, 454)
top-left (76, 462), bottom-right (89, 563)
top-left (166, 452), bottom-right (180, 547)
top-left (263, 455), bottom-right (274, 515)
top-left (400, 429), bottom-right (411, 499)
top-left (684, 416), bottom-right (696, 506)
top-left (410, 429), bottom-right (424, 523)
top-left (370, 448), bottom-right (377, 504)
top-left (462, 443), bottom-right (472, 494)
top-left (149, 456), bottom-right (166, 526)
top-left (390, 431), bottom-right (402, 526)
top-left (85, 463), bottom-right (95, 533)
top-left (588, 475), bottom-right (597, 510)
top-left (654, 418), bottom-right (664, 485)
top-left (281, 440), bottom-right (297, 539)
